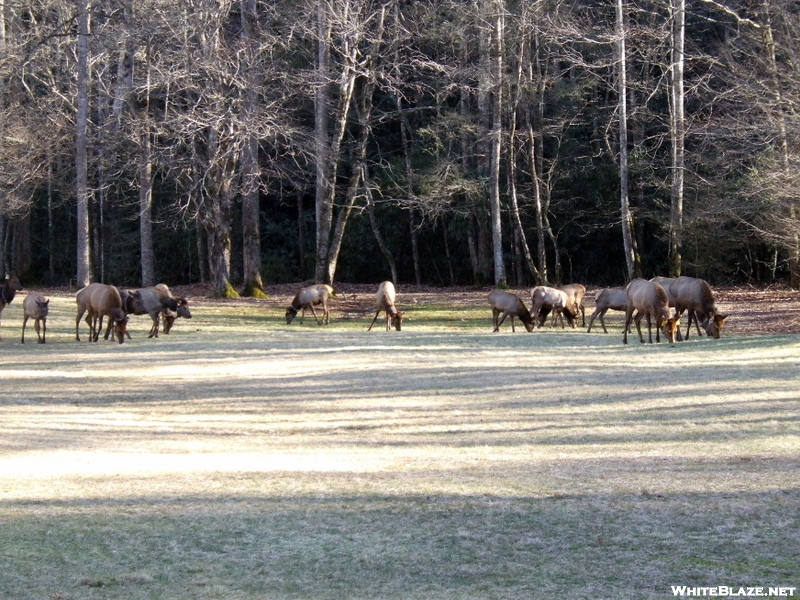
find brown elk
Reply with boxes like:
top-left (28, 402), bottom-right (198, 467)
top-left (21, 294), bottom-right (49, 344)
top-left (368, 281), bottom-right (404, 331)
top-left (586, 287), bottom-right (628, 333)
top-left (559, 283), bottom-right (587, 326)
top-left (75, 283), bottom-right (129, 343)
top-left (530, 286), bottom-right (577, 328)
top-left (623, 279), bottom-right (678, 345)
top-left (0, 273), bottom-right (23, 339)
top-left (488, 289), bottom-right (534, 332)
top-left (669, 276), bottom-right (727, 339)
top-left (126, 285), bottom-right (192, 338)
top-left (286, 284), bottom-right (335, 325)
top-left (154, 283), bottom-right (192, 335)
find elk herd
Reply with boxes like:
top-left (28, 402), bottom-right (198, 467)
top-left (0, 274), bottom-right (192, 345)
top-left (1, 273), bottom-right (726, 346)
top-left (490, 276), bottom-right (727, 344)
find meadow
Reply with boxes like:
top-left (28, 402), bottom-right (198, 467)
top-left (0, 291), bottom-right (798, 599)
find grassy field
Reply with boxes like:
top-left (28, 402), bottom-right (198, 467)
top-left (1, 293), bottom-right (798, 600)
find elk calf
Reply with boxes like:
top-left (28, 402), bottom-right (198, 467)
top-left (21, 294), bottom-right (49, 344)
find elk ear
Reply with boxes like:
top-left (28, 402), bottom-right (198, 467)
top-left (717, 314), bottom-right (728, 322)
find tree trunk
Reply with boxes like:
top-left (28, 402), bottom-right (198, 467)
top-left (367, 180), bottom-right (398, 284)
top-left (668, 0), bottom-right (686, 277)
top-left (760, 0), bottom-right (799, 288)
top-left (240, 0), bottom-right (265, 297)
top-left (139, 127), bottom-right (155, 286)
top-left (139, 41), bottom-right (155, 287)
top-left (488, 1), bottom-right (506, 287)
top-left (314, 2), bottom-right (332, 283)
top-left (616, 0), bottom-right (639, 281)
top-left (75, 0), bottom-right (92, 286)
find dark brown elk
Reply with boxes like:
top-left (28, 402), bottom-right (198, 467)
top-left (21, 294), bottom-right (49, 344)
top-left (488, 289), bottom-right (534, 332)
top-left (75, 283), bottom-right (128, 344)
top-left (286, 284), bottom-right (335, 325)
top-left (0, 272), bottom-right (23, 339)
top-left (669, 276), bottom-right (727, 339)
top-left (559, 283), bottom-right (586, 326)
top-left (586, 287), bottom-right (627, 333)
top-left (367, 281), bottom-right (404, 331)
top-left (623, 278), bottom-right (678, 345)
top-left (530, 286), bottom-right (577, 328)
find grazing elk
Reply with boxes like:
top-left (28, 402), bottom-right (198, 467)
top-left (154, 283), bottom-right (192, 334)
top-left (21, 294), bottom-right (49, 344)
top-left (669, 276), bottom-right (727, 339)
top-left (530, 286), bottom-right (577, 328)
top-left (623, 279), bottom-right (678, 345)
top-left (368, 281), bottom-right (404, 331)
top-left (586, 287), bottom-right (628, 333)
top-left (128, 285), bottom-right (192, 338)
top-left (559, 283), bottom-right (587, 327)
top-left (285, 284), bottom-right (335, 325)
top-left (488, 289), bottom-right (534, 332)
top-left (0, 272), bottom-right (23, 338)
top-left (75, 283), bottom-right (129, 344)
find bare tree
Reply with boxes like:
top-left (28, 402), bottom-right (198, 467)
top-left (75, 0), bottom-right (92, 286)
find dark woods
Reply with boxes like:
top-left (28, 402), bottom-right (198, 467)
top-left (1, 0), bottom-right (799, 291)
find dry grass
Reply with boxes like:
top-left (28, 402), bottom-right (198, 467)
top-left (0, 291), bottom-right (798, 599)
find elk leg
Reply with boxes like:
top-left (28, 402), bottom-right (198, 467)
top-left (623, 308), bottom-right (635, 344)
top-left (21, 315), bottom-right (28, 343)
top-left (367, 310), bottom-right (381, 331)
top-left (308, 304), bottom-right (322, 325)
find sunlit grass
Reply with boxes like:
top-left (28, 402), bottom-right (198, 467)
top-left (0, 293), bottom-right (798, 599)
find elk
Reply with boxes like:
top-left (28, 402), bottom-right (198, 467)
top-left (530, 286), bottom-right (577, 328)
top-left (0, 273), bottom-right (23, 339)
top-left (127, 285), bottom-right (192, 338)
top-left (559, 283), bottom-right (587, 327)
top-left (367, 281), bottom-right (404, 331)
top-left (154, 283), bottom-right (192, 334)
top-left (623, 279), bottom-right (678, 345)
top-left (286, 284), bottom-right (335, 325)
top-left (586, 287), bottom-right (628, 333)
top-left (669, 276), bottom-right (727, 339)
top-left (488, 289), bottom-right (534, 332)
top-left (75, 283), bottom-right (128, 344)
top-left (21, 294), bottom-right (49, 344)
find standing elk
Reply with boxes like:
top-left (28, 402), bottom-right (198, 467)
top-left (286, 284), bottom-right (335, 325)
top-left (586, 287), bottom-right (628, 333)
top-left (0, 273), bottom-right (23, 339)
top-left (530, 286), bottom-right (577, 328)
top-left (75, 283), bottom-right (129, 343)
top-left (488, 289), bottom-right (534, 332)
top-left (21, 294), bottom-right (49, 344)
top-left (559, 283), bottom-right (587, 327)
top-left (669, 276), bottom-right (727, 339)
top-left (623, 279), bottom-right (678, 345)
top-left (368, 281), bottom-right (404, 331)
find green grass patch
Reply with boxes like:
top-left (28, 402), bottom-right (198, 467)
top-left (0, 293), bottom-right (798, 599)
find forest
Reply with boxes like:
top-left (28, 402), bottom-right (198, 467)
top-left (0, 0), bottom-right (798, 295)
